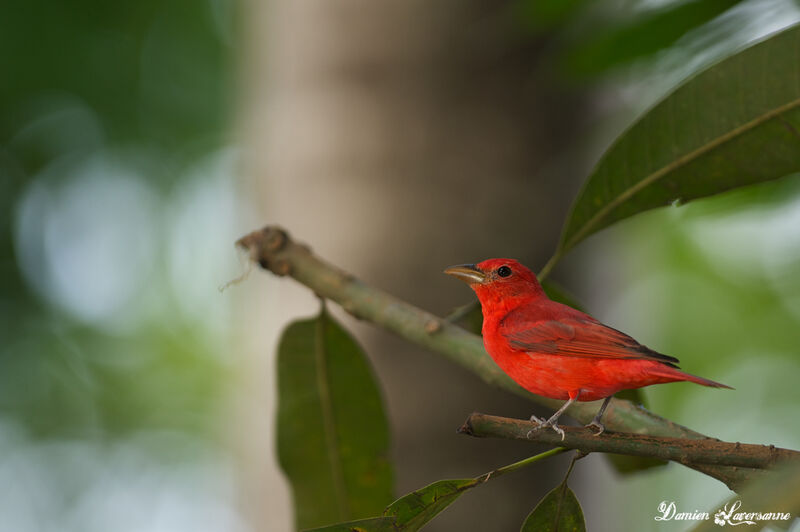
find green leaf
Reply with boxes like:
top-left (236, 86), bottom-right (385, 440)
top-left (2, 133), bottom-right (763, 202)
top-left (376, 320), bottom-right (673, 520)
top-left (605, 390), bottom-right (667, 474)
top-left (541, 280), bottom-right (585, 312)
top-left (520, 482), bottom-right (586, 532)
top-left (565, 0), bottom-right (744, 76)
top-left (445, 301), bottom-right (483, 335)
top-left (606, 452), bottom-right (667, 475)
top-left (513, 0), bottom-right (591, 31)
top-left (548, 23), bottom-right (800, 273)
top-left (385, 478), bottom-right (479, 530)
top-left (615, 387), bottom-right (653, 408)
top-left (303, 516), bottom-right (397, 532)
top-left (277, 308), bottom-right (393, 530)
top-left (306, 478), bottom-right (479, 532)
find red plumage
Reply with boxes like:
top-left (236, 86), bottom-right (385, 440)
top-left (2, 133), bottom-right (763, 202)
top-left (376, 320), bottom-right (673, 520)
top-left (445, 258), bottom-right (730, 436)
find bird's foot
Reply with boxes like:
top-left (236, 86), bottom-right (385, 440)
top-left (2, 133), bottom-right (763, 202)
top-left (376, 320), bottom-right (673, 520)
top-left (550, 423), bottom-right (566, 441)
top-left (527, 418), bottom-right (566, 441)
top-left (585, 420), bottom-right (605, 436)
top-left (526, 414), bottom-right (547, 439)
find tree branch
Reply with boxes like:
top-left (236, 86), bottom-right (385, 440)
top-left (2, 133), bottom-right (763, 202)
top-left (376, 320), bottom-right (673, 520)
top-left (459, 413), bottom-right (800, 470)
top-left (236, 225), bottom-right (778, 491)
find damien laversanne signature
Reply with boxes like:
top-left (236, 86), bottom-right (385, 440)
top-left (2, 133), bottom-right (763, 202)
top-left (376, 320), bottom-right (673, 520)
top-left (655, 500), bottom-right (792, 526)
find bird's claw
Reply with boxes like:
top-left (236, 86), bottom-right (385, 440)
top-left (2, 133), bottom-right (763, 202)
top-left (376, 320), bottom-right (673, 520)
top-left (585, 420), bottom-right (605, 436)
top-left (526, 418), bottom-right (566, 441)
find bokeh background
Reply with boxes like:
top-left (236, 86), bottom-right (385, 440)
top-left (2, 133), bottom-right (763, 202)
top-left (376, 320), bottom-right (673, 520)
top-left (2, 1), bottom-right (800, 531)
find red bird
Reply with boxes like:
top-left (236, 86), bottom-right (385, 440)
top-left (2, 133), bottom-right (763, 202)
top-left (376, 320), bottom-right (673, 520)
top-left (445, 258), bottom-right (731, 439)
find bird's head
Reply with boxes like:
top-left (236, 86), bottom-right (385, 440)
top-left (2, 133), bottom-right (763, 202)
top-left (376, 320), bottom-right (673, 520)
top-left (444, 258), bottom-right (544, 308)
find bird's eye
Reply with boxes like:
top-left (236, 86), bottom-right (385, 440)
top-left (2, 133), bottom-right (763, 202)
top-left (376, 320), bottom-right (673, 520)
top-left (497, 265), bottom-right (512, 278)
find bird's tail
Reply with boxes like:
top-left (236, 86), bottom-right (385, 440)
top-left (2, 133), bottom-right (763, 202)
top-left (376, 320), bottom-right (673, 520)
top-left (651, 366), bottom-right (733, 389)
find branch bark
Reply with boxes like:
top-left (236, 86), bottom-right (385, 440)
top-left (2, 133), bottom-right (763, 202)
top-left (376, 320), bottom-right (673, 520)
top-left (236, 225), bottom-right (781, 491)
top-left (459, 413), bottom-right (800, 470)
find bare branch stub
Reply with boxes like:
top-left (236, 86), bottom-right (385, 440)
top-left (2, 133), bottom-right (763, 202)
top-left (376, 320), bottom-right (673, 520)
top-left (237, 226), bottom-right (290, 275)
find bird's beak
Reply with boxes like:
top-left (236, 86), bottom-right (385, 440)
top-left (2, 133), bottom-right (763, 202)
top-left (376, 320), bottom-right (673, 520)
top-left (444, 264), bottom-right (487, 285)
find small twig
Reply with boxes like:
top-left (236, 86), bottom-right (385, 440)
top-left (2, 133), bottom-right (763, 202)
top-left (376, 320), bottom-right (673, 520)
top-left (564, 450), bottom-right (589, 477)
top-left (476, 447), bottom-right (569, 484)
top-left (459, 413), bottom-right (800, 471)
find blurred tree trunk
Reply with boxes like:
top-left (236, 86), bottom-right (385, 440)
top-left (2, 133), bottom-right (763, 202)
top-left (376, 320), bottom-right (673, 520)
top-left (236, 1), bottom-right (591, 530)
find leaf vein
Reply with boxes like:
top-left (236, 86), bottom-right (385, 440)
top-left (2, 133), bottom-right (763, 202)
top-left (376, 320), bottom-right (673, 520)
top-left (316, 310), bottom-right (350, 520)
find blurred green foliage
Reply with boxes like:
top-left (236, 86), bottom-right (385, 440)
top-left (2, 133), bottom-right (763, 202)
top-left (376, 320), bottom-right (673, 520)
top-left (563, 0), bottom-right (745, 76)
top-left (1, 0), bottom-right (235, 444)
top-left (1, 2), bottom-right (240, 529)
top-left (0, 0), bottom-right (232, 150)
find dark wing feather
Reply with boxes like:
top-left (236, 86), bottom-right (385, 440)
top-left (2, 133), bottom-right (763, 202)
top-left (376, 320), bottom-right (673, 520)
top-left (503, 317), bottom-right (679, 367)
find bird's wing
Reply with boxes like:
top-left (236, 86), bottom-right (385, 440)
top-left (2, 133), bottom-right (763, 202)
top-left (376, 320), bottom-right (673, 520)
top-left (502, 316), bottom-right (680, 367)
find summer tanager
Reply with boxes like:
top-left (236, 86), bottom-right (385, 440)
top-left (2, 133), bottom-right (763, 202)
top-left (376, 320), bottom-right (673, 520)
top-left (445, 258), bottom-right (731, 439)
